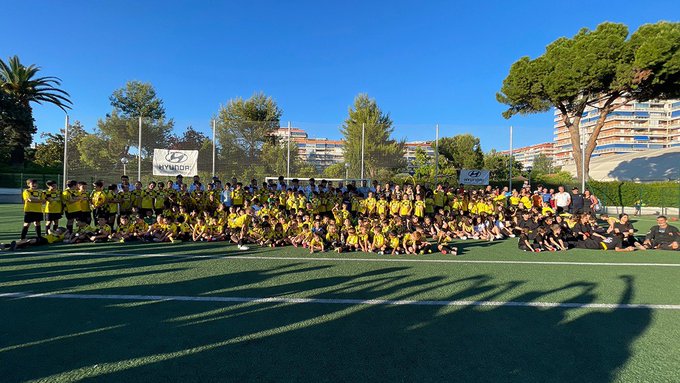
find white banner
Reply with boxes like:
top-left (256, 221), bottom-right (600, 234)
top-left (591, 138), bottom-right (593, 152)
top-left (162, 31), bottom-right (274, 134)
top-left (459, 169), bottom-right (490, 185)
top-left (153, 149), bottom-right (199, 177)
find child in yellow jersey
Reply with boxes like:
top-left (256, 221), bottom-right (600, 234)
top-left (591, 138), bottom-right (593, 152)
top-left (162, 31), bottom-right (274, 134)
top-left (90, 180), bottom-right (108, 223)
top-left (231, 183), bottom-right (244, 207)
top-left (376, 195), bottom-right (388, 216)
top-left (358, 225), bottom-right (370, 252)
top-left (43, 180), bottom-right (63, 232)
top-left (389, 197), bottom-right (400, 217)
top-left (343, 227), bottom-right (360, 252)
top-left (414, 194), bottom-right (425, 220)
top-left (402, 232), bottom-right (415, 254)
top-left (62, 180), bottom-right (80, 234)
top-left (308, 232), bottom-right (324, 253)
top-left (365, 192), bottom-right (377, 216)
top-left (326, 225), bottom-right (341, 251)
top-left (66, 221), bottom-right (96, 244)
top-left (192, 217), bottom-right (209, 241)
top-left (269, 223), bottom-right (286, 247)
top-left (111, 215), bottom-right (135, 242)
top-left (76, 181), bottom-right (92, 225)
top-left (21, 179), bottom-right (44, 241)
top-left (140, 182), bottom-right (157, 216)
top-left (370, 226), bottom-right (386, 254)
top-left (388, 231), bottom-right (401, 255)
top-left (399, 195), bottom-right (413, 217)
top-left (90, 217), bottom-right (112, 242)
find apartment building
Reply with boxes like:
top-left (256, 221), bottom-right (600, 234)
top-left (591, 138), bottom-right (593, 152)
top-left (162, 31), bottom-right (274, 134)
top-left (500, 142), bottom-right (555, 170)
top-left (553, 99), bottom-right (680, 166)
top-left (273, 128), bottom-right (436, 171)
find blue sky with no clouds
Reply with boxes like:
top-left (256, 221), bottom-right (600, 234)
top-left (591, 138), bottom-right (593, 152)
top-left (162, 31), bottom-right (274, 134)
top-left (4, 0), bottom-right (678, 150)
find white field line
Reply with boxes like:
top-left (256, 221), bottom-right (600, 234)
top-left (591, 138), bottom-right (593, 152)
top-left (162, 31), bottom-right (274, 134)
top-left (2, 291), bottom-right (680, 311)
top-left (16, 250), bottom-right (680, 268)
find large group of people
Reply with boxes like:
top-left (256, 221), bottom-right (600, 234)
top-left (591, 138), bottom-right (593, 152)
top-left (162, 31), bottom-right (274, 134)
top-left (5, 174), bottom-right (678, 253)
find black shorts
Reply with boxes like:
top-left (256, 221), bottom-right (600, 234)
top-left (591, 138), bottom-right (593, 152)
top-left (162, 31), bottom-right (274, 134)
top-left (46, 213), bottom-right (63, 221)
top-left (65, 211), bottom-right (80, 220)
top-left (23, 212), bottom-right (43, 223)
top-left (78, 212), bottom-right (92, 224)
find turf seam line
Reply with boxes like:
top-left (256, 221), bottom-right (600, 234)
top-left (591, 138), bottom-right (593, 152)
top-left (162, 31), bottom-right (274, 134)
top-left (16, 251), bottom-right (680, 267)
top-left (2, 292), bottom-right (679, 310)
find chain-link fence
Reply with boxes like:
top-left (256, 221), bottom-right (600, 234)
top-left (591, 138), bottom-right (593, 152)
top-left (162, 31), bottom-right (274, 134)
top-left (56, 120), bottom-right (438, 187)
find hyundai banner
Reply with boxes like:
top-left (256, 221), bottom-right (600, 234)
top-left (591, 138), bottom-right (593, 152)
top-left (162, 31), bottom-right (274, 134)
top-left (153, 149), bottom-right (199, 176)
top-left (459, 169), bottom-right (490, 185)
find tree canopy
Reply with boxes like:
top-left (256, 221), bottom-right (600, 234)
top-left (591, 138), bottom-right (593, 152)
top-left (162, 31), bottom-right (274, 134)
top-left (340, 94), bottom-right (405, 180)
top-left (0, 55), bottom-right (71, 165)
top-left (77, 81), bottom-right (172, 177)
top-left (497, 21), bottom-right (680, 181)
top-left (215, 92), bottom-right (283, 179)
top-left (437, 134), bottom-right (484, 170)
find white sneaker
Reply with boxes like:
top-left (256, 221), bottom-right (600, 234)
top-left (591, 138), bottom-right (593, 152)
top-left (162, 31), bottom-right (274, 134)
top-left (238, 245), bottom-right (250, 251)
top-left (495, 235), bottom-right (502, 239)
top-left (460, 236), bottom-right (467, 240)
top-left (508, 234), bottom-right (516, 238)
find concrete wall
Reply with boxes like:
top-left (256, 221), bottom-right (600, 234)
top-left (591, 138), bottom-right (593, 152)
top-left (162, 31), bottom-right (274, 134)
top-left (602, 205), bottom-right (679, 217)
top-left (0, 188), bottom-right (21, 204)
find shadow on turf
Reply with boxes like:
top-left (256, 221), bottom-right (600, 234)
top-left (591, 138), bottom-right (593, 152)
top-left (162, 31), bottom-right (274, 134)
top-left (0, 258), bottom-right (653, 383)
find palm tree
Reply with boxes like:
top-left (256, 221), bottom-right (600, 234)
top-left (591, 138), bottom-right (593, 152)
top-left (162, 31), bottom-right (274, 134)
top-left (0, 55), bottom-right (72, 111)
top-left (0, 55), bottom-right (72, 165)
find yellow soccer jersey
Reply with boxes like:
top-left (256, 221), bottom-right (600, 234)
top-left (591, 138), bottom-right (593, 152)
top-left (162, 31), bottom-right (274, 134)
top-left (90, 190), bottom-right (107, 209)
top-left (141, 190), bottom-right (156, 209)
top-left (372, 233), bottom-right (385, 247)
top-left (414, 201), bottom-right (425, 218)
top-left (399, 200), bottom-right (412, 216)
top-left (389, 237), bottom-right (400, 249)
top-left (389, 200), bottom-right (400, 216)
top-left (63, 189), bottom-right (80, 213)
top-left (23, 189), bottom-right (43, 213)
top-left (43, 190), bottom-right (63, 213)
top-left (45, 232), bottom-right (65, 244)
top-left (78, 191), bottom-right (91, 212)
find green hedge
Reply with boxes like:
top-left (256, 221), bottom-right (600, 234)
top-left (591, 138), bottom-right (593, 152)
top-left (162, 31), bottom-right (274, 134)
top-left (587, 181), bottom-right (679, 208)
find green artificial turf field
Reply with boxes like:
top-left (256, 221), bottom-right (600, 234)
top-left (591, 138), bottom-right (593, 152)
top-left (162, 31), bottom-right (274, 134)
top-left (1, 204), bottom-right (679, 383)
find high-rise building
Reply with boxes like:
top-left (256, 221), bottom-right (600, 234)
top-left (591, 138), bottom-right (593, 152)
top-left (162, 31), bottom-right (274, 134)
top-left (553, 99), bottom-right (680, 166)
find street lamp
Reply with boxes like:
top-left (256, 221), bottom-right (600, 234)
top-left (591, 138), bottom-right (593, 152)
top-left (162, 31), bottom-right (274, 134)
top-left (121, 157), bottom-right (129, 175)
top-left (345, 162), bottom-right (350, 182)
top-left (62, 113), bottom-right (69, 190)
top-left (526, 166), bottom-right (533, 190)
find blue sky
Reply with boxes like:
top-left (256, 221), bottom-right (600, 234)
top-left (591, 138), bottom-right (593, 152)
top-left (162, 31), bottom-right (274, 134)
top-left (4, 0), bottom-right (678, 150)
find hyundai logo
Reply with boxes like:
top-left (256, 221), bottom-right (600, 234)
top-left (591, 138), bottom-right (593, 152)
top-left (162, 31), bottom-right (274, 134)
top-left (165, 152), bottom-right (188, 163)
top-left (468, 170), bottom-right (481, 177)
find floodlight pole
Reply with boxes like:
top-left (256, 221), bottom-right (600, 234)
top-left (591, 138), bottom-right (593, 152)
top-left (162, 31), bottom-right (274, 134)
top-left (361, 123), bottom-right (365, 181)
top-left (287, 121), bottom-right (291, 179)
top-left (212, 119), bottom-right (216, 177)
top-left (509, 125), bottom-right (513, 191)
top-left (581, 125), bottom-right (586, 192)
top-left (434, 124), bottom-right (439, 181)
top-left (62, 113), bottom-right (69, 190)
top-left (138, 116), bottom-right (142, 181)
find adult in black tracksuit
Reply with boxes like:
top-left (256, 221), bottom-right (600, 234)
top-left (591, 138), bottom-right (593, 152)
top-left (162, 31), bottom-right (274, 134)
top-left (644, 216), bottom-right (679, 250)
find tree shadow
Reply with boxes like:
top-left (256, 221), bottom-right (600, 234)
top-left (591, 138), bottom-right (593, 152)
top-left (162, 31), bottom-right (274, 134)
top-left (607, 151), bottom-right (680, 181)
top-left (1, 262), bottom-right (657, 383)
